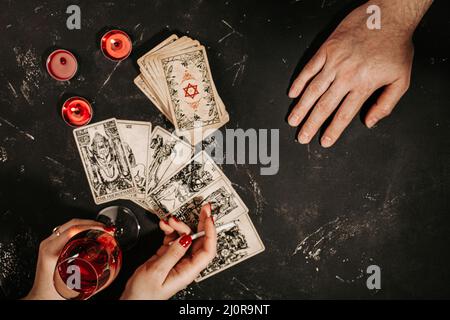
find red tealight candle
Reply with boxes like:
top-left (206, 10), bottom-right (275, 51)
top-left (61, 96), bottom-right (93, 127)
top-left (100, 30), bottom-right (132, 61)
top-left (46, 49), bottom-right (78, 81)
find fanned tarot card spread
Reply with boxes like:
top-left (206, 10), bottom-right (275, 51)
top-left (116, 120), bottom-right (152, 200)
top-left (146, 151), bottom-right (224, 218)
top-left (73, 118), bottom-right (136, 204)
top-left (134, 34), bottom-right (229, 145)
top-left (145, 126), bottom-right (193, 204)
top-left (72, 34), bottom-right (264, 282)
top-left (145, 151), bottom-right (265, 280)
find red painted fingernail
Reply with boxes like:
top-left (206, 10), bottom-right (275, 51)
top-left (104, 226), bottom-right (116, 233)
top-left (211, 215), bottom-right (215, 224)
top-left (161, 219), bottom-right (169, 225)
top-left (179, 234), bottom-right (192, 248)
top-left (172, 216), bottom-right (180, 222)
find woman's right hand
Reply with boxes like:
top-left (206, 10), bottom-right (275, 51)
top-left (121, 204), bottom-right (217, 300)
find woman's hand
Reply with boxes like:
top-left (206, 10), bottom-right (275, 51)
top-left (120, 204), bottom-right (217, 300)
top-left (23, 219), bottom-right (108, 300)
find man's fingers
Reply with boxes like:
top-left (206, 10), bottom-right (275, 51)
top-left (320, 91), bottom-right (370, 147)
top-left (288, 50), bottom-right (326, 98)
top-left (296, 82), bottom-right (348, 144)
top-left (365, 81), bottom-right (408, 128)
top-left (149, 234), bottom-right (192, 280)
top-left (288, 71), bottom-right (335, 127)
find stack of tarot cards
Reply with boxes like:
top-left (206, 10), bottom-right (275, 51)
top-left (73, 118), bottom-right (264, 281)
top-left (134, 34), bottom-right (229, 146)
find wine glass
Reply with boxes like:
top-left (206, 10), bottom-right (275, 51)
top-left (53, 206), bottom-right (140, 300)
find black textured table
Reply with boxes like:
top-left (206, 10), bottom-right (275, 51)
top-left (0, 0), bottom-right (449, 299)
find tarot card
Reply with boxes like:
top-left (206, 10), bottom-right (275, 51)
top-left (157, 46), bottom-right (225, 137)
top-left (170, 178), bottom-right (248, 229)
top-left (73, 118), bottom-right (136, 204)
top-left (134, 75), bottom-right (173, 122)
top-left (144, 38), bottom-right (200, 110)
top-left (196, 213), bottom-right (265, 282)
top-left (116, 120), bottom-right (152, 200)
top-left (147, 151), bottom-right (224, 217)
top-left (137, 34), bottom-right (179, 68)
top-left (145, 126), bottom-right (193, 198)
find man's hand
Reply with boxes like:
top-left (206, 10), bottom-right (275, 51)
top-left (288, 0), bottom-right (432, 147)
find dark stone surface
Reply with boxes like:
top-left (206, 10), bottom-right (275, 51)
top-left (0, 0), bottom-right (449, 299)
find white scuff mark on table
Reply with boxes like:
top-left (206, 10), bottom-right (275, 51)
top-left (7, 82), bottom-right (18, 98)
top-left (232, 277), bottom-right (263, 300)
top-left (20, 81), bottom-right (32, 105)
top-left (364, 192), bottom-right (378, 202)
top-left (245, 169), bottom-right (267, 217)
top-left (227, 54), bottom-right (248, 86)
top-left (14, 47), bottom-right (42, 106)
top-left (6, 24), bottom-right (12, 29)
top-left (95, 61), bottom-right (122, 98)
top-left (0, 116), bottom-right (35, 141)
top-left (0, 146), bottom-right (7, 163)
top-left (218, 19), bottom-right (243, 43)
top-left (34, 5), bottom-right (43, 13)
top-left (292, 216), bottom-right (342, 259)
top-left (335, 268), bottom-right (365, 284)
top-left (44, 156), bottom-right (77, 175)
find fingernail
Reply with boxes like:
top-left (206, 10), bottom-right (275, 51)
top-left (321, 136), bottom-right (333, 148)
top-left (367, 117), bottom-right (378, 128)
top-left (288, 114), bottom-right (300, 127)
top-left (104, 226), bottom-right (116, 233)
top-left (172, 216), bottom-right (180, 222)
top-left (161, 219), bottom-right (169, 225)
top-left (211, 215), bottom-right (215, 224)
top-left (298, 132), bottom-right (309, 144)
top-left (288, 88), bottom-right (297, 98)
top-left (206, 203), bottom-right (212, 217)
top-left (179, 234), bottom-right (192, 248)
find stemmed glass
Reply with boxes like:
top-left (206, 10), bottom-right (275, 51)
top-left (53, 206), bottom-right (140, 300)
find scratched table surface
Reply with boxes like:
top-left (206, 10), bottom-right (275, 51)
top-left (1, 0), bottom-right (449, 299)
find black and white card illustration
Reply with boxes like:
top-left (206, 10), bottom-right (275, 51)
top-left (145, 126), bottom-right (192, 195)
top-left (117, 120), bottom-right (152, 200)
top-left (196, 213), bottom-right (265, 282)
top-left (147, 151), bottom-right (223, 217)
top-left (171, 178), bottom-right (248, 229)
top-left (73, 118), bottom-right (136, 204)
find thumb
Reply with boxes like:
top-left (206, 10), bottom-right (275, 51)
top-left (365, 81), bottom-right (408, 128)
